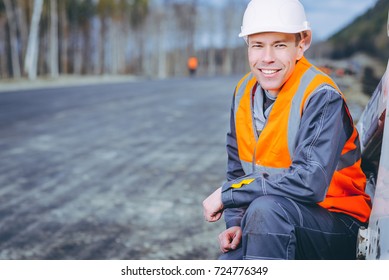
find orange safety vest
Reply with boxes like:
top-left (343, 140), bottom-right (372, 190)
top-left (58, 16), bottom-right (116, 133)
top-left (187, 57), bottom-right (198, 70)
top-left (234, 57), bottom-right (371, 222)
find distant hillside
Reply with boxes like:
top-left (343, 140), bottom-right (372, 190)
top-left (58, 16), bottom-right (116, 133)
top-left (327, 0), bottom-right (389, 61)
top-left (307, 0), bottom-right (389, 99)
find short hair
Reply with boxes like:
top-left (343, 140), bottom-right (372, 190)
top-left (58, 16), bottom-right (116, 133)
top-left (295, 31), bottom-right (308, 46)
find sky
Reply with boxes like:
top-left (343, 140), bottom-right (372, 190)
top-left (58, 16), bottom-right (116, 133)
top-left (195, 0), bottom-right (380, 41)
top-left (300, 0), bottom-right (379, 40)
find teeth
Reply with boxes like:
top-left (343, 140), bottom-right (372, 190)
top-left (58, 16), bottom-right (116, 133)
top-left (262, 69), bottom-right (277, 75)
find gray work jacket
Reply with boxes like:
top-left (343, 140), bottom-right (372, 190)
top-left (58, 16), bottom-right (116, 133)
top-left (222, 83), bottom-right (353, 228)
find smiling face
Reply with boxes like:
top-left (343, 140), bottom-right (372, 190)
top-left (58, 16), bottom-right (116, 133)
top-left (247, 32), bottom-right (305, 97)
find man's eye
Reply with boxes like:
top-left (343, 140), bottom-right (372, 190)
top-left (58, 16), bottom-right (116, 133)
top-left (275, 44), bottom-right (287, 48)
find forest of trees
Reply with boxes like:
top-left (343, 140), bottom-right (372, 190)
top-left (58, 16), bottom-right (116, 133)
top-left (0, 0), bottom-right (249, 80)
top-left (324, 0), bottom-right (389, 61)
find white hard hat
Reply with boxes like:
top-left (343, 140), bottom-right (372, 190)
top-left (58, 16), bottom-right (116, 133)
top-left (239, 0), bottom-right (312, 50)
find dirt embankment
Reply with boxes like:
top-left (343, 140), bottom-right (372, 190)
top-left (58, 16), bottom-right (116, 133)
top-left (315, 54), bottom-right (387, 123)
top-left (335, 75), bottom-right (371, 123)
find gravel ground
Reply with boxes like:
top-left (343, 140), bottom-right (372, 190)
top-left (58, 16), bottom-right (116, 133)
top-left (0, 75), bottom-right (237, 260)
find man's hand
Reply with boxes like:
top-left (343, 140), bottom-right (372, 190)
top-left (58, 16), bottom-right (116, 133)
top-left (218, 226), bottom-right (242, 253)
top-left (202, 187), bottom-right (224, 222)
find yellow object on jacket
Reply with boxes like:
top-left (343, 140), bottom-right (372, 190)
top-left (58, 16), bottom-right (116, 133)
top-left (233, 57), bottom-right (371, 223)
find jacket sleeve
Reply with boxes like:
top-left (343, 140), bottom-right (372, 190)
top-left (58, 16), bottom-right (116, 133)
top-left (221, 87), bottom-right (353, 209)
top-left (223, 91), bottom-right (247, 228)
top-left (226, 92), bottom-right (246, 181)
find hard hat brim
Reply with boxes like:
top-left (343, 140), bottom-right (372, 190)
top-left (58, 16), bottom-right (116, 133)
top-left (240, 29), bottom-right (312, 52)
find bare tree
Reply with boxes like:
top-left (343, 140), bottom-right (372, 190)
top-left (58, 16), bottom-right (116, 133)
top-left (205, 6), bottom-right (217, 76)
top-left (96, 0), bottom-right (116, 74)
top-left (24, 0), bottom-right (44, 80)
top-left (15, 0), bottom-right (29, 63)
top-left (129, 0), bottom-right (149, 75)
top-left (221, 0), bottom-right (243, 75)
top-left (59, 0), bottom-right (69, 74)
top-left (0, 3), bottom-right (9, 78)
top-left (49, 0), bottom-right (59, 78)
top-left (157, 14), bottom-right (167, 78)
top-left (3, 0), bottom-right (21, 78)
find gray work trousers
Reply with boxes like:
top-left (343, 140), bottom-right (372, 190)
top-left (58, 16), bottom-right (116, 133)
top-left (219, 195), bottom-right (365, 260)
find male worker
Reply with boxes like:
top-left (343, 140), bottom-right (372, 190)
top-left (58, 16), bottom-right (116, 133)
top-left (187, 56), bottom-right (198, 76)
top-left (202, 0), bottom-right (371, 259)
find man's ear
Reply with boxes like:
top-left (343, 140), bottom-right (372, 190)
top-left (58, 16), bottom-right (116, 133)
top-left (296, 40), bottom-right (305, 60)
top-left (301, 30), bottom-right (312, 52)
top-left (297, 31), bottom-right (311, 60)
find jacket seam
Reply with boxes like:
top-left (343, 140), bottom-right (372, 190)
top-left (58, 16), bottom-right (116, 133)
top-left (306, 89), bottom-right (331, 162)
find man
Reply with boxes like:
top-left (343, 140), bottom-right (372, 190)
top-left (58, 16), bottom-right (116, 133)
top-left (202, 0), bottom-right (371, 260)
top-left (187, 56), bottom-right (198, 76)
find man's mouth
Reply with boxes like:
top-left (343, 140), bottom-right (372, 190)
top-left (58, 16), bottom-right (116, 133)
top-left (260, 69), bottom-right (279, 75)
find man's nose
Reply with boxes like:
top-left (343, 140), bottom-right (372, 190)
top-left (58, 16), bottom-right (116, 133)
top-left (262, 46), bottom-right (275, 63)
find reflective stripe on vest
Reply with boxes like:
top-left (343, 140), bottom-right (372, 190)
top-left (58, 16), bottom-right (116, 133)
top-left (233, 57), bottom-right (371, 222)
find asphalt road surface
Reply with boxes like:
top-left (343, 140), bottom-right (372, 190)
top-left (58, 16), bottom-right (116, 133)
top-left (0, 76), bottom-right (241, 260)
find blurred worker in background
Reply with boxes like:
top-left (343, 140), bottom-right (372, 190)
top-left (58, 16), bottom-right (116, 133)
top-left (187, 56), bottom-right (198, 76)
top-left (203, 0), bottom-right (371, 260)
